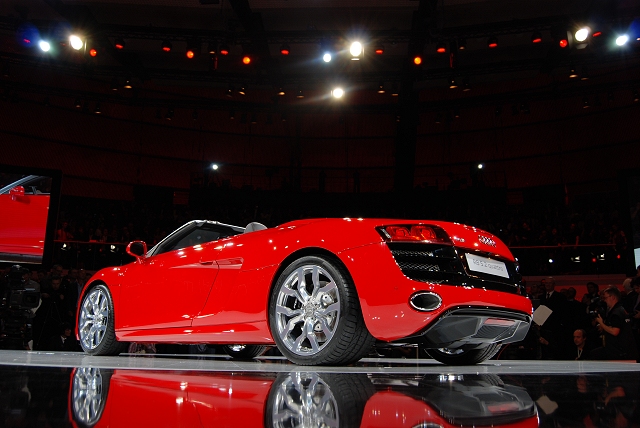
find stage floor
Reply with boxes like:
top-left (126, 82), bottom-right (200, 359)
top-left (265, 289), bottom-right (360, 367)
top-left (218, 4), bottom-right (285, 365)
top-left (1, 351), bottom-right (640, 427)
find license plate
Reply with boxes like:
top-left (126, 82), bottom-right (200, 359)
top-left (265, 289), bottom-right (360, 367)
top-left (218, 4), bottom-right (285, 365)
top-left (465, 253), bottom-right (509, 279)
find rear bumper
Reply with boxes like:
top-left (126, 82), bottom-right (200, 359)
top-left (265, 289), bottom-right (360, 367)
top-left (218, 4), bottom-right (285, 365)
top-left (394, 306), bottom-right (531, 349)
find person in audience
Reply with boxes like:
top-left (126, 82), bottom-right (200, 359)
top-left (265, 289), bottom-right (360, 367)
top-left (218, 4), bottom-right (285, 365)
top-left (590, 287), bottom-right (638, 361)
top-left (571, 329), bottom-right (591, 360)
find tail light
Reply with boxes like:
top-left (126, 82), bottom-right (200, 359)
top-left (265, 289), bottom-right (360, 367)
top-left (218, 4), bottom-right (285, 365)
top-left (377, 224), bottom-right (452, 244)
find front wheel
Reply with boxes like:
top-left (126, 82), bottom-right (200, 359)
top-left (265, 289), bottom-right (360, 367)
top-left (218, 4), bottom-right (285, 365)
top-left (425, 343), bottom-right (502, 365)
top-left (222, 344), bottom-right (266, 359)
top-left (78, 284), bottom-right (125, 356)
top-left (269, 255), bottom-right (375, 365)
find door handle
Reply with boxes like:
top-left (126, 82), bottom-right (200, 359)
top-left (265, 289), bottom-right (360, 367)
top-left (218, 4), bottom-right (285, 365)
top-left (199, 260), bottom-right (214, 265)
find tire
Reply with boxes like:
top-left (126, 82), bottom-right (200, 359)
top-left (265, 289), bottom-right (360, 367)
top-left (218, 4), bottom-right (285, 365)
top-left (70, 367), bottom-right (112, 428)
top-left (269, 255), bottom-right (375, 365)
top-left (265, 372), bottom-right (375, 428)
top-left (425, 343), bottom-right (502, 365)
top-left (78, 284), bottom-right (125, 356)
top-left (222, 344), bottom-right (267, 359)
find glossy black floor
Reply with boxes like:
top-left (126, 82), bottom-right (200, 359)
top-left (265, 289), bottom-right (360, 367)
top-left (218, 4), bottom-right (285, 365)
top-left (2, 350), bottom-right (640, 427)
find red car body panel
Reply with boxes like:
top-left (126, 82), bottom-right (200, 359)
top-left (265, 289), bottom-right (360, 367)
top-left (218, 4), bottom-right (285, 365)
top-left (78, 218), bottom-right (532, 345)
top-left (0, 192), bottom-right (49, 256)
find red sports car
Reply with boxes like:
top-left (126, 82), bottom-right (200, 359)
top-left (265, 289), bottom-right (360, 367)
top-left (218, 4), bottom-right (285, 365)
top-left (76, 218), bottom-right (532, 365)
top-left (0, 175), bottom-right (51, 263)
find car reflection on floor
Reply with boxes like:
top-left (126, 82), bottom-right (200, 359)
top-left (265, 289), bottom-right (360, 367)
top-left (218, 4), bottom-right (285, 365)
top-left (68, 368), bottom-right (537, 428)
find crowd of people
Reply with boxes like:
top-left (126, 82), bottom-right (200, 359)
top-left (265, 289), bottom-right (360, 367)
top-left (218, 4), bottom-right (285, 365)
top-left (503, 275), bottom-right (640, 362)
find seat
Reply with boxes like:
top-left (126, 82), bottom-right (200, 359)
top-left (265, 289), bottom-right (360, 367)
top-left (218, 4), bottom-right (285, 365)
top-left (244, 222), bottom-right (267, 233)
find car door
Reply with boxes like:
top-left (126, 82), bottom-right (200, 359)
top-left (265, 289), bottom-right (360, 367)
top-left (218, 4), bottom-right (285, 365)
top-left (118, 224), bottom-right (231, 330)
top-left (0, 176), bottom-right (50, 257)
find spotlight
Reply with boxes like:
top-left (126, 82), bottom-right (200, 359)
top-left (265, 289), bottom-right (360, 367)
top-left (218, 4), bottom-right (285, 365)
top-left (186, 48), bottom-right (196, 59)
top-left (457, 39), bottom-right (467, 50)
top-left (462, 80), bottom-right (471, 92)
top-left (448, 77), bottom-right (458, 89)
top-left (413, 55), bottom-right (423, 65)
top-left (296, 89), bottom-right (304, 99)
top-left (377, 82), bottom-right (385, 94)
top-left (575, 27), bottom-right (590, 42)
top-left (211, 163), bottom-right (219, 170)
top-left (69, 35), bottom-right (83, 50)
top-left (616, 34), bottom-right (629, 46)
top-left (453, 108), bottom-right (460, 119)
top-left (531, 32), bottom-right (542, 43)
top-left (477, 163), bottom-right (484, 169)
top-left (219, 44), bottom-right (230, 55)
top-left (114, 38), bottom-right (125, 50)
top-left (569, 66), bottom-right (579, 78)
top-left (38, 40), bottom-right (51, 52)
top-left (94, 102), bottom-right (101, 114)
top-left (110, 77), bottom-right (118, 91)
top-left (391, 83), bottom-right (399, 97)
top-left (89, 48), bottom-right (98, 57)
top-left (332, 87), bottom-right (344, 98)
top-left (558, 38), bottom-right (568, 48)
top-left (323, 52), bottom-right (332, 62)
top-left (207, 42), bottom-right (216, 55)
top-left (436, 42), bottom-right (446, 53)
top-left (123, 79), bottom-right (132, 89)
top-left (161, 40), bottom-right (172, 52)
top-left (226, 86), bottom-right (233, 97)
top-left (74, 98), bottom-right (82, 108)
top-left (277, 87), bottom-right (285, 96)
top-left (580, 66), bottom-right (589, 80)
top-left (279, 44), bottom-right (290, 55)
top-left (238, 85), bottom-right (246, 95)
top-left (242, 55), bottom-right (251, 65)
top-left (350, 41), bottom-right (363, 60)
top-left (487, 37), bottom-right (498, 48)
top-left (374, 45), bottom-right (384, 55)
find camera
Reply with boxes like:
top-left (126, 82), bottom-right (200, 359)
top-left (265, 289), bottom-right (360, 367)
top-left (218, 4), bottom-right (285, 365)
top-left (589, 308), bottom-right (605, 319)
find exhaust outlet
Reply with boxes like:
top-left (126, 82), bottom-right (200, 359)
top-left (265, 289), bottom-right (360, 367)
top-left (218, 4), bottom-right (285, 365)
top-left (410, 292), bottom-right (442, 312)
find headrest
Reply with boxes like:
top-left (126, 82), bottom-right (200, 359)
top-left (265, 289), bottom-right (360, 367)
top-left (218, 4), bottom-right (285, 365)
top-left (244, 222), bottom-right (267, 233)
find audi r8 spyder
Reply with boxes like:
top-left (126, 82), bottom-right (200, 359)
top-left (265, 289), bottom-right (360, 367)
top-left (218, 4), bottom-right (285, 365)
top-left (76, 218), bottom-right (532, 365)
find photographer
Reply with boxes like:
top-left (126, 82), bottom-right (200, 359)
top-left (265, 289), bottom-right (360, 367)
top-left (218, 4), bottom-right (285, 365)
top-left (590, 287), bottom-right (638, 361)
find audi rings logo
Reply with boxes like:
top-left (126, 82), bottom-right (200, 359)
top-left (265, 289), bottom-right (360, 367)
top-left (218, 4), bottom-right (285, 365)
top-left (478, 235), bottom-right (497, 247)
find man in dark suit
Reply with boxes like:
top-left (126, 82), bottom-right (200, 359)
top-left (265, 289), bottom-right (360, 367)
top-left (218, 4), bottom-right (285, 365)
top-left (539, 277), bottom-right (570, 359)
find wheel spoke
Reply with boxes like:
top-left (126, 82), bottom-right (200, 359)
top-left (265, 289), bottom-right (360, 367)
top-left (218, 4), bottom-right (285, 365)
top-left (317, 317), bottom-right (334, 341)
top-left (295, 268), bottom-right (311, 303)
top-left (276, 304), bottom-right (303, 317)
top-left (280, 315), bottom-right (303, 342)
top-left (316, 302), bottom-right (339, 316)
top-left (305, 321), bottom-right (320, 352)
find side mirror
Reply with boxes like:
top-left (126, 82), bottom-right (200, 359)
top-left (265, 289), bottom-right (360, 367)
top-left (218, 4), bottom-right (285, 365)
top-left (10, 186), bottom-right (25, 201)
top-left (126, 241), bottom-right (148, 261)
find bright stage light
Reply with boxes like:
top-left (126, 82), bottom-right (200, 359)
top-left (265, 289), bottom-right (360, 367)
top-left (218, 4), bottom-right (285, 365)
top-left (323, 52), bottom-right (332, 62)
top-left (69, 35), bottom-right (84, 50)
top-left (575, 27), bottom-right (590, 42)
top-left (616, 35), bottom-right (629, 46)
top-left (38, 40), bottom-right (51, 52)
top-left (211, 164), bottom-right (219, 170)
top-left (350, 41), bottom-right (363, 59)
top-left (332, 87), bottom-right (344, 98)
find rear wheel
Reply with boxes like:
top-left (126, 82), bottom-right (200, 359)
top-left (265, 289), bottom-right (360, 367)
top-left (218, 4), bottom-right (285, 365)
top-left (78, 284), bottom-right (125, 356)
top-left (222, 344), bottom-right (266, 359)
top-left (269, 255), bottom-right (375, 365)
top-left (425, 343), bottom-right (502, 365)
